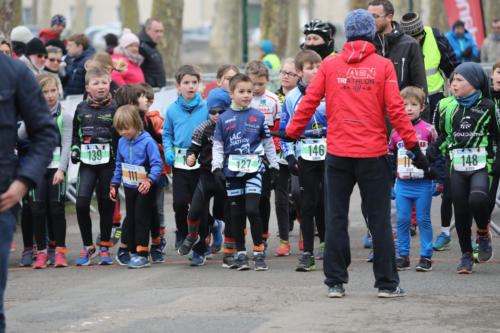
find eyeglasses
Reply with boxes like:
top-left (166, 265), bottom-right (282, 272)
top-left (209, 109), bottom-right (225, 115)
top-left (280, 71), bottom-right (298, 78)
top-left (48, 57), bottom-right (62, 63)
top-left (372, 13), bottom-right (389, 19)
top-left (36, 54), bottom-right (47, 59)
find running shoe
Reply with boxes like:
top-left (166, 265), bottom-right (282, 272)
top-left (54, 252), bottom-right (68, 268)
top-left (33, 251), bottom-right (48, 269)
top-left (20, 248), bottom-right (34, 267)
top-left (328, 284), bottom-right (345, 298)
top-left (128, 254), bottom-right (151, 269)
top-left (204, 246), bottom-right (212, 258)
top-left (236, 253), bottom-right (250, 271)
top-left (160, 236), bottom-right (167, 253)
top-left (432, 232), bottom-right (452, 251)
top-left (47, 246), bottom-right (56, 265)
top-left (254, 252), bottom-right (268, 271)
top-left (174, 231), bottom-right (183, 250)
top-left (475, 232), bottom-right (493, 263)
top-left (415, 257), bottom-right (433, 272)
top-left (316, 242), bottom-right (325, 260)
top-left (190, 252), bottom-right (206, 266)
top-left (222, 253), bottom-right (238, 269)
top-left (75, 245), bottom-right (96, 266)
top-left (98, 247), bottom-right (113, 265)
top-left (410, 224), bottom-right (417, 237)
top-left (396, 256), bottom-right (410, 271)
top-left (275, 240), bottom-right (291, 256)
top-left (211, 219), bottom-right (223, 253)
top-left (366, 250), bottom-right (374, 262)
top-left (177, 234), bottom-right (200, 256)
top-left (116, 247), bottom-right (130, 266)
top-left (457, 252), bottom-right (474, 274)
top-left (111, 225), bottom-right (122, 246)
top-left (378, 286), bottom-right (407, 298)
top-left (296, 252), bottom-right (315, 272)
top-left (363, 234), bottom-right (372, 249)
top-left (151, 244), bottom-right (165, 263)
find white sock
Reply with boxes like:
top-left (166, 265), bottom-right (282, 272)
top-left (253, 251), bottom-right (263, 257)
top-left (237, 251), bottom-right (247, 256)
top-left (441, 227), bottom-right (450, 236)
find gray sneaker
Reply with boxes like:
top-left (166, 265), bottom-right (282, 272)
top-left (254, 253), bottom-right (268, 271)
top-left (236, 253), bottom-right (250, 271)
top-left (377, 286), bottom-right (407, 298)
top-left (328, 284), bottom-right (345, 298)
top-left (222, 253), bottom-right (238, 269)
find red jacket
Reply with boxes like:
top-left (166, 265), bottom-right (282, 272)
top-left (286, 40), bottom-right (418, 158)
top-left (110, 54), bottom-right (145, 85)
top-left (38, 29), bottom-right (65, 44)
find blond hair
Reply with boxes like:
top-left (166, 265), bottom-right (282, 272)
top-left (85, 67), bottom-right (111, 85)
top-left (113, 105), bottom-right (144, 131)
top-left (85, 52), bottom-right (127, 73)
top-left (36, 73), bottom-right (59, 89)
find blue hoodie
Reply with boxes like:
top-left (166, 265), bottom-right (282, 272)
top-left (445, 30), bottom-right (479, 63)
top-left (112, 131), bottom-right (163, 188)
top-left (162, 93), bottom-right (208, 156)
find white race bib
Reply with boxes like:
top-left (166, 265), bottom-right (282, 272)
top-left (174, 147), bottom-right (200, 170)
top-left (81, 144), bottom-right (110, 165)
top-left (122, 163), bottom-right (147, 186)
top-left (397, 148), bottom-right (425, 179)
top-left (227, 154), bottom-right (260, 173)
top-left (300, 138), bottom-right (326, 161)
top-left (452, 148), bottom-right (487, 172)
top-left (47, 147), bottom-right (61, 169)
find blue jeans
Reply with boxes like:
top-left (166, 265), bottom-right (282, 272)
top-left (0, 209), bottom-right (16, 333)
top-left (396, 179), bottom-right (433, 258)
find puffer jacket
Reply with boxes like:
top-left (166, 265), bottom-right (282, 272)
top-left (63, 45), bottom-right (96, 96)
top-left (138, 29), bottom-right (166, 88)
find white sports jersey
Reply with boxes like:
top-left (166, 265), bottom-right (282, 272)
top-left (250, 90), bottom-right (281, 128)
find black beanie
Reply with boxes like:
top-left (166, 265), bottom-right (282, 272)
top-left (400, 13), bottom-right (424, 37)
top-left (25, 38), bottom-right (47, 56)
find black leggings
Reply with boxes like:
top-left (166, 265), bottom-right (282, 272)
top-left (230, 193), bottom-right (263, 251)
top-left (29, 169), bottom-right (66, 250)
top-left (124, 186), bottom-right (155, 255)
top-left (76, 163), bottom-right (114, 246)
top-left (451, 168), bottom-right (491, 254)
top-left (172, 167), bottom-right (200, 239)
top-left (441, 159), bottom-right (453, 228)
top-left (298, 158), bottom-right (325, 253)
top-left (21, 195), bottom-right (34, 248)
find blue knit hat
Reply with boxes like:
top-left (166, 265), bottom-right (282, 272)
top-left (454, 62), bottom-right (491, 99)
top-left (50, 14), bottom-right (66, 27)
top-left (344, 9), bottom-right (376, 40)
top-left (207, 88), bottom-right (231, 110)
top-left (259, 40), bottom-right (274, 55)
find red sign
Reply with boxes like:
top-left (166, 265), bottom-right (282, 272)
top-left (444, 0), bottom-right (485, 48)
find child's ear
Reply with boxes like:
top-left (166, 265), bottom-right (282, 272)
top-left (175, 82), bottom-right (180, 91)
top-left (85, 85), bottom-right (90, 92)
top-left (228, 90), bottom-right (234, 100)
top-left (296, 69), bottom-right (303, 78)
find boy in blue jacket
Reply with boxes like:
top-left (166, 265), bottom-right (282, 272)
top-left (110, 105), bottom-right (163, 268)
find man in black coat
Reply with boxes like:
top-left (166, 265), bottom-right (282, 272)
top-left (139, 18), bottom-right (166, 88)
top-left (0, 53), bottom-right (57, 332)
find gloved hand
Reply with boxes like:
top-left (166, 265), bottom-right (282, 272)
top-left (408, 144), bottom-right (431, 171)
top-left (271, 131), bottom-right (295, 142)
top-left (164, 151), bottom-right (176, 166)
top-left (461, 46), bottom-right (472, 58)
top-left (286, 155), bottom-right (299, 176)
top-left (424, 166), bottom-right (438, 180)
top-left (138, 178), bottom-right (153, 194)
top-left (213, 168), bottom-right (226, 191)
top-left (109, 183), bottom-right (118, 202)
top-left (432, 182), bottom-right (443, 197)
top-left (269, 168), bottom-right (279, 189)
top-left (426, 142), bottom-right (439, 163)
top-left (71, 149), bottom-right (80, 164)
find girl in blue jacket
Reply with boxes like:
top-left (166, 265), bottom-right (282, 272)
top-left (110, 105), bottom-right (163, 268)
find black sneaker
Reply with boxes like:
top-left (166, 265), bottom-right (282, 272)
top-left (395, 256), bottom-right (410, 271)
top-left (236, 253), bottom-right (250, 271)
top-left (296, 252), bottom-right (316, 272)
top-left (415, 257), bottom-right (432, 272)
top-left (476, 232), bottom-right (493, 263)
top-left (410, 224), bottom-right (417, 237)
top-left (457, 252), bottom-right (474, 274)
top-left (177, 234), bottom-right (200, 256)
top-left (222, 253), bottom-right (238, 269)
top-left (254, 252), bottom-right (268, 271)
top-left (150, 244), bottom-right (165, 263)
top-left (378, 286), bottom-right (407, 298)
top-left (327, 284), bottom-right (345, 298)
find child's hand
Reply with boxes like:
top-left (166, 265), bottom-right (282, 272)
top-left (109, 184), bottom-right (118, 202)
top-left (158, 129), bottom-right (164, 135)
top-left (186, 154), bottom-right (196, 167)
top-left (138, 178), bottom-right (153, 194)
top-left (52, 170), bottom-right (65, 185)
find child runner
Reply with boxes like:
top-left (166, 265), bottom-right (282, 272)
top-left (177, 88), bottom-right (232, 266)
top-left (389, 86), bottom-right (440, 272)
top-left (280, 50), bottom-right (327, 271)
top-left (428, 62), bottom-right (500, 273)
top-left (212, 73), bottom-right (279, 271)
top-left (110, 105), bottom-right (163, 268)
top-left (71, 67), bottom-right (119, 265)
top-left (245, 60), bottom-right (281, 253)
top-left (30, 73), bottom-right (72, 268)
top-left (162, 65), bottom-right (208, 249)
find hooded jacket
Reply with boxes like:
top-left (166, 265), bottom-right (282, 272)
top-left (286, 40), bottom-right (418, 158)
top-left (110, 53), bottom-right (145, 85)
top-left (138, 29), bottom-right (166, 88)
top-left (63, 45), bottom-right (96, 96)
top-left (372, 21), bottom-right (427, 93)
top-left (445, 29), bottom-right (479, 63)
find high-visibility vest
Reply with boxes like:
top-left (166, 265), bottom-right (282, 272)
top-left (422, 26), bottom-right (445, 95)
top-left (262, 53), bottom-right (281, 70)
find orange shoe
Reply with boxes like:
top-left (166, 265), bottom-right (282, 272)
top-left (298, 231), bottom-right (303, 251)
top-left (275, 240), bottom-right (290, 256)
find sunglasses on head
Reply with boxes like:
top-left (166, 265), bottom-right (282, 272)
top-left (209, 109), bottom-right (225, 115)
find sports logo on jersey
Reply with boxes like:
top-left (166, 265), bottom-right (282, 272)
top-left (249, 116), bottom-right (257, 123)
top-left (311, 120), bottom-right (323, 130)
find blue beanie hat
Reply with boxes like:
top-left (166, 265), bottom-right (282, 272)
top-left (344, 9), bottom-right (376, 40)
top-left (454, 62), bottom-right (491, 99)
top-left (51, 14), bottom-right (66, 27)
top-left (207, 88), bottom-right (231, 110)
top-left (259, 40), bottom-right (274, 55)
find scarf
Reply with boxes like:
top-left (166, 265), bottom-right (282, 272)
top-left (86, 94), bottom-right (112, 108)
top-left (455, 90), bottom-right (481, 108)
top-left (178, 93), bottom-right (202, 113)
top-left (114, 46), bottom-right (144, 66)
top-left (50, 101), bottom-right (61, 117)
top-left (492, 33), bottom-right (500, 41)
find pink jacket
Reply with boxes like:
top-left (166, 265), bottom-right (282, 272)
top-left (110, 54), bottom-right (145, 85)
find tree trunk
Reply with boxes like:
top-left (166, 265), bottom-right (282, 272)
top-left (13, 0), bottom-right (23, 27)
top-left (120, 0), bottom-right (140, 33)
top-left (151, 0), bottom-right (184, 79)
top-left (429, 0), bottom-right (448, 32)
top-left (286, 0), bottom-right (300, 58)
top-left (350, 0), bottom-right (365, 10)
top-left (260, 0), bottom-right (289, 59)
top-left (31, 0), bottom-right (37, 26)
top-left (209, 0), bottom-right (229, 63)
top-left (228, 0), bottom-right (242, 65)
top-left (0, 0), bottom-right (17, 37)
top-left (72, 0), bottom-right (87, 34)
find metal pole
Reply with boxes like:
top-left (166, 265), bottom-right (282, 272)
top-left (409, 0), bottom-right (413, 13)
top-left (242, 0), bottom-right (248, 64)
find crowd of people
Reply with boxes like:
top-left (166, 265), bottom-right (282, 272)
top-left (2, 1), bottom-right (500, 329)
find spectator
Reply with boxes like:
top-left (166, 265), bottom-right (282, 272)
top-left (45, 37), bottom-right (67, 55)
top-left (38, 14), bottom-right (66, 45)
top-left (10, 26), bottom-right (33, 57)
top-left (481, 19), bottom-right (500, 63)
top-left (301, 19), bottom-right (335, 59)
top-left (0, 51), bottom-right (57, 333)
top-left (63, 33), bottom-right (95, 96)
top-left (104, 33), bottom-right (118, 55)
top-left (43, 45), bottom-right (64, 99)
top-left (111, 28), bottom-right (145, 85)
top-left (0, 40), bottom-right (12, 56)
top-left (19, 38), bottom-right (47, 76)
top-left (446, 20), bottom-right (479, 63)
top-left (139, 18), bottom-right (166, 88)
top-left (259, 39), bottom-right (281, 70)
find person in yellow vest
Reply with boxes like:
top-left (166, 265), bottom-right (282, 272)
top-left (400, 13), bottom-right (460, 122)
top-left (259, 39), bottom-right (281, 70)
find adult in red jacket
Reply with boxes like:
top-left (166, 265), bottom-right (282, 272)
top-left (278, 9), bottom-right (430, 298)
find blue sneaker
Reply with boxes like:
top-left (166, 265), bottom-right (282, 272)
top-left (363, 234), bottom-right (372, 249)
top-left (115, 247), bottom-right (130, 266)
top-left (190, 252), bottom-right (206, 266)
top-left (366, 250), bottom-right (374, 262)
top-left (150, 244), bottom-right (165, 263)
top-left (433, 232), bottom-right (452, 251)
top-left (75, 245), bottom-right (96, 266)
top-left (20, 248), bottom-right (34, 267)
top-left (204, 246), bottom-right (212, 259)
top-left (328, 284), bottom-right (345, 298)
top-left (98, 247), bottom-right (113, 265)
top-left (128, 254), bottom-right (151, 269)
top-left (160, 236), bottom-right (167, 253)
top-left (211, 219), bottom-right (223, 253)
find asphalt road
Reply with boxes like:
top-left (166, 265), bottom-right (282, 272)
top-left (5, 186), bottom-right (500, 333)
